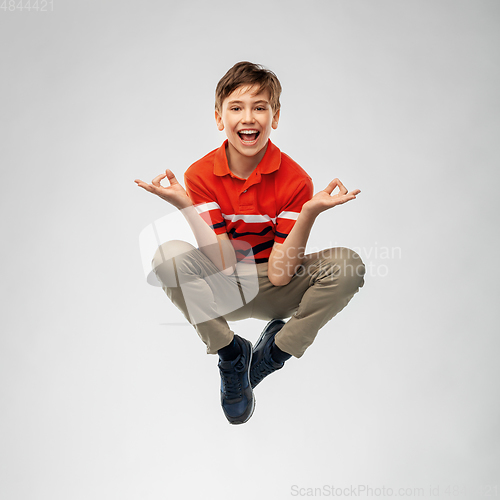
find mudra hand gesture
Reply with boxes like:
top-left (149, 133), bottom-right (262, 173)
top-left (302, 178), bottom-right (360, 217)
top-left (134, 169), bottom-right (193, 210)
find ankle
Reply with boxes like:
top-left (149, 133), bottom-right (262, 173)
top-left (270, 341), bottom-right (292, 364)
top-left (218, 336), bottom-right (242, 361)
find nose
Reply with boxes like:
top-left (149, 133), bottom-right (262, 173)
top-left (242, 108), bottom-right (255, 123)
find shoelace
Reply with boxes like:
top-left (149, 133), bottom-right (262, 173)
top-left (251, 357), bottom-right (278, 386)
top-left (220, 358), bottom-right (245, 400)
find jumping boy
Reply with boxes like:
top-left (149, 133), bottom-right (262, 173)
top-left (134, 61), bottom-right (365, 425)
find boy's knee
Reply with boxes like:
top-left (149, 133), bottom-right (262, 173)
top-left (151, 240), bottom-right (196, 287)
top-left (152, 240), bottom-right (195, 266)
top-left (339, 248), bottom-right (365, 290)
top-left (323, 247), bottom-right (365, 289)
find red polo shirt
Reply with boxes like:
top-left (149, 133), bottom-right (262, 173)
top-left (184, 139), bottom-right (314, 263)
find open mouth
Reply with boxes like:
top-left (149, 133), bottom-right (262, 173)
top-left (237, 130), bottom-right (260, 144)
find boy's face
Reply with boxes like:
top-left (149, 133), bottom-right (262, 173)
top-left (215, 85), bottom-right (280, 159)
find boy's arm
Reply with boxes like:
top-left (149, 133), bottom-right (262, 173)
top-left (135, 169), bottom-right (237, 275)
top-left (181, 204), bottom-right (237, 275)
top-left (267, 209), bottom-right (316, 286)
top-left (268, 178), bottom-right (360, 286)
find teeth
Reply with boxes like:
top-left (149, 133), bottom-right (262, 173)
top-left (239, 130), bottom-right (259, 134)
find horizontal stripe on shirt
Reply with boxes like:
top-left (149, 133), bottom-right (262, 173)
top-left (195, 202), bottom-right (300, 224)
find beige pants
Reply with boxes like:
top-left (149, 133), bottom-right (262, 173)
top-left (152, 240), bottom-right (365, 358)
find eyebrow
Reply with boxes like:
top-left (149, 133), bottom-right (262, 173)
top-left (227, 99), bottom-right (269, 105)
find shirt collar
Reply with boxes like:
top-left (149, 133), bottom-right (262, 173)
top-left (213, 139), bottom-right (281, 177)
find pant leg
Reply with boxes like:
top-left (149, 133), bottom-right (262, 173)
top-left (151, 240), bottom-right (256, 354)
top-left (249, 247), bottom-right (365, 358)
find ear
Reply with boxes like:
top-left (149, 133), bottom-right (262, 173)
top-left (215, 110), bottom-right (224, 131)
top-left (272, 108), bottom-right (280, 130)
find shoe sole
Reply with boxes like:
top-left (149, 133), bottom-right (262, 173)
top-left (230, 398), bottom-right (256, 425)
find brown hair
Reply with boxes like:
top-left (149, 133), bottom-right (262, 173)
top-left (215, 61), bottom-right (282, 114)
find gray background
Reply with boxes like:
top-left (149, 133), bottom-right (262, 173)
top-left (1, 1), bottom-right (499, 499)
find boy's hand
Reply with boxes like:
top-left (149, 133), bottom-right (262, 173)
top-left (302, 178), bottom-right (360, 218)
top-left (134, 169), bottom-right (193, 210)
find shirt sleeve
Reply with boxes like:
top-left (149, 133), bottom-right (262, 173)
top-left (184, 171), bottom-right (227, 235)
top-left (274, 177), bottom-right (314, 244)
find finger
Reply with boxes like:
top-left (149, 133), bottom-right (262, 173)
top-left (152, 170), bottom-right (179, 188)
top-left (135, 181), bottom-right (156, 193)
top-left (336, 192), bottom-right (359, 204)
top-left (151, 173), bottom-right (167, 187)
top-left (335, 179), bottom-right (348, 195)
top-left (323, 178), bottom-right (340, 195)
top-left (164, 169), bottom-right (179, 186)
top-left (322, 191), bottom-right (358, 208)
top-left (324, 178), bottom-right (348, 196)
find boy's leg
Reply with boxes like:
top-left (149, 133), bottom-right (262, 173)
top-left (151, 240), bottom-right (255, 354)
top-left (250, 247), bottom-right (365, 358)
top-left (151, 240), bottom-right (258, 424)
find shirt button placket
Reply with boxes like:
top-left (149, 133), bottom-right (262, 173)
top-left (240, 187), bottom-right (253, 210)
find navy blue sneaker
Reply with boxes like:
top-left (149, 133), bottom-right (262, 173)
top-left (218, 335), bottom-right (255, 424)
top-left (250, 319), bottom-right (287, 389)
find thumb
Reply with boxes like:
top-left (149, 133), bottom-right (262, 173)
top-left (164, 169), bottom-right (179, 186)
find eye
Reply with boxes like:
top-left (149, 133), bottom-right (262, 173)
top-left (231, 107), bottom-right (241, 111)
top-left (256, 107), bottom-right (266, 111)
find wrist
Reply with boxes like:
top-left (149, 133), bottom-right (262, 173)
top-left (300, 203), bottom-right (319, 221)
top-left (175, 198), bottom-right (194, 211)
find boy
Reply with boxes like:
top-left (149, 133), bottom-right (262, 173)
top-left (135, 61), bottom-right (365, 425)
